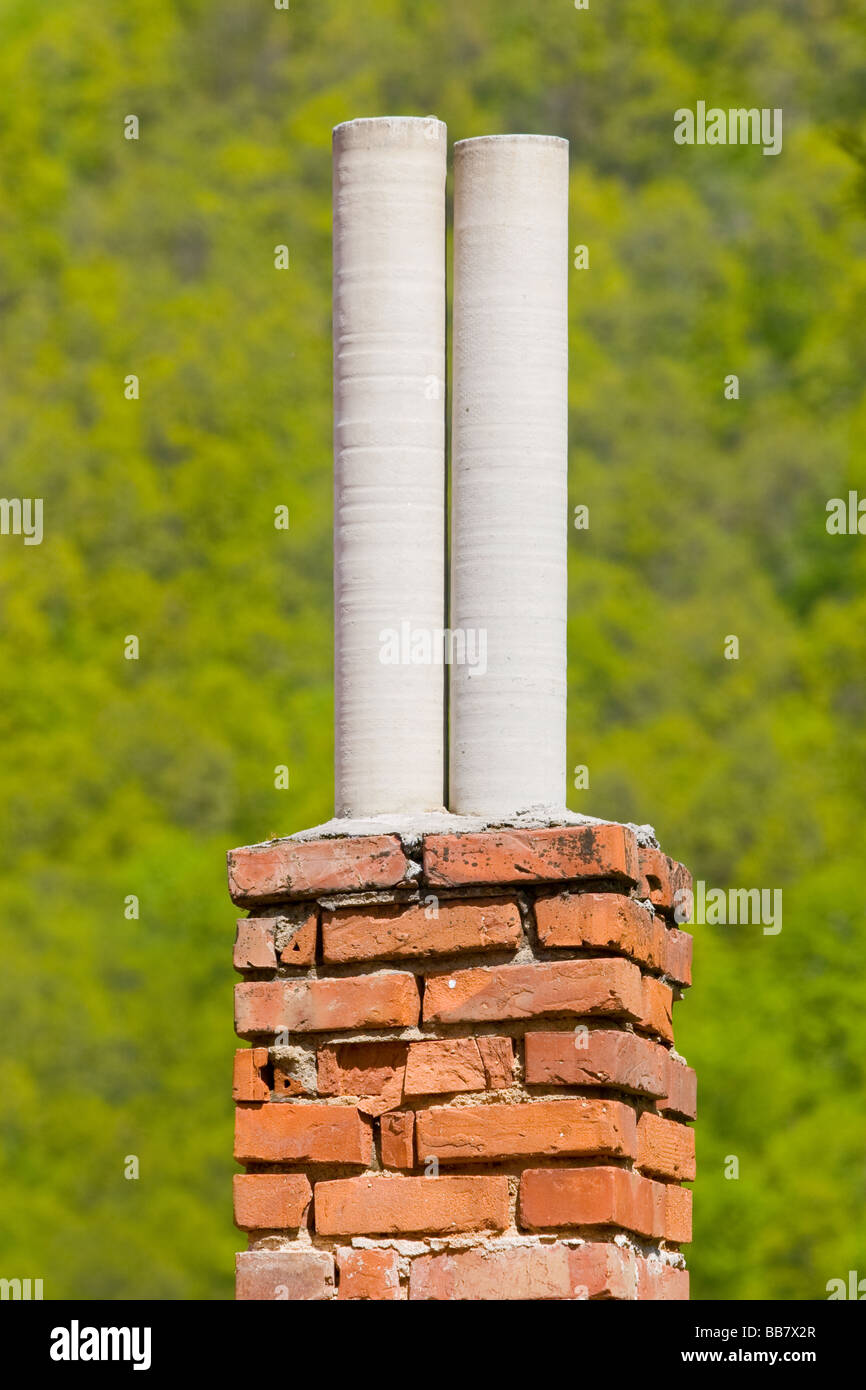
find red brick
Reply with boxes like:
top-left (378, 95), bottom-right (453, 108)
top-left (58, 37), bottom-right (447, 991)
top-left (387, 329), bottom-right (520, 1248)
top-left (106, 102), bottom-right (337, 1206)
top-left (659, 1057), bottom-right (697, 1120)
top-left (380, 1110), bottom-right (415, 1169)
top-left (409, 1242), bottom-right (639, 1301)
top-left (232, 1047), bottom-right (270, 1102)
top-left (314, 1174), bottom-right (509, 1236)
top-left (233, 918), bottom-right (277, 971)
top-left (317, 1041), bottom-right (406, 1115)
top-left (227, 834), bottom-right (410, 906)
top-left (415, 1098), bottom-right (636, 1163)
top-left (353, 1093), bottom-right (398, 1121)
top-left (639, 976), bottom-right (674, 1042)
top-left (661, 926), bottom-right (692, 987)
top-left (277, 906), bottom-right (318, 966)
top-left (423, 958), bottom-right (643, 1026)
top-left (322, 897), bottom-right (521, 964)
top-left (235, 1249), bottom-right (333, 1301)
top-left (234, 972), bottom-right (420, 1037)
top-left (234, 1103), bottom-right (372, 1165)
top-left (404, 1038), bottom-right (487, 1095)
top-left (402, 1037), bottom-right (515, 1097)
top-left (235, 981), bottom-right (284, 1036)
top-left (663, 1182), bottom-right (694, 1243)
top-left (476, 1035), bottom-right (515, 1089)
top-left (232, 1173), bottom-right (312, 1230)
top-left (636, 1112), bottom-right (696, 1181)
top-left (637, 1258), bottom-right (690, 1300)
top-left (637, 847), bottom-right (671, 908)
top-left (524, 1030), bottom-right (668, 1097)
top-left (423, 824), bottom-right (639, 889)
top-left (668, 860), bottom-right (694, 919)
top-left (519, 1165), bottom-right (691, 1242)
top-left (638, 847), bottom-right (692, 920)
top-left (337, 1248), bottom-right (401, 1301)
top-left (536, 891), bottom-right (658, 960)
top-left (533, 891), bottom-right (692, 989)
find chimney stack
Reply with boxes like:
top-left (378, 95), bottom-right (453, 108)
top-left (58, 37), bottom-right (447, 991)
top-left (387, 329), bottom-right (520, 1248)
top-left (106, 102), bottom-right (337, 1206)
top-left (333, 117), bottom-right (447, 817)
top-left (228, 117), bottom-right (695, 1303)
top-left (449, 135), bottom-right (569, 815)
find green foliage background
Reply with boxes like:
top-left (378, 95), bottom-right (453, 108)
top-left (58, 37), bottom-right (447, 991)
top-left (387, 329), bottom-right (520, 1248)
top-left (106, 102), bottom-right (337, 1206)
top-left (1, 0), bottom-right (864, 1299)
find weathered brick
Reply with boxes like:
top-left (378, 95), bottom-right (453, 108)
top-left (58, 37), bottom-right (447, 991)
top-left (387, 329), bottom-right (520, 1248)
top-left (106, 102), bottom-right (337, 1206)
top-left (409, 1241), bottom-right (639, 1301)
top-left (659, 1057), bottom-right (697, 1120)
top-left (337, 1248), bottom-right (401, 1301)
top-left (534, 891), bottom-right (692, 988)
top-left (232, 1173), bottom-right (312, 1230)
top-left (234, 1103), bottom-right (372, 1165)
top-left (519, 1165), bottom-right (691, 1242)
top-left (276, 906), bottom-right (318, 967)
top-left (415, 1098), bottom-right (636, 1163)
top-left (423, 957), bottom-right (643, 1026)
top-left (638, 847), bottom-right (692, 920)
top-left (354, 1093), bottom-right (397, 1120)
top-left (636, 1112), bottom-right (696, 1181)
top-left (639, 976), bottom-right (674, 1042)
top-left (668, 860), bottom-right (694, 918)
top-left (235, 1249), bottom-right (333, 1301)
top-left (227, 834), bottom-right (410, 906)
top-left (380, 1110), bottom-right (415, 1169)
top-left (637, 1258), bottom-right (690, 1300)
top-left (476, 1035), bottom-right (515, 1089)
top-left (322, 897), bottom-right (521, 964)
top-left (317, 1041), bottom-right (406, 1115)
top-left (524, 1029), bottom-right (668, 1097)
top-left (314, 1174), bottom-right (509, 1236)
top-left (404, 1038), bottom-right (487, 1095)
top-left (232, 1047), bottom-right (270, 1102)
top-left (235, 981), bottom-right (284, 1036)
top-left (235, 972), bottom-right (420, 1037)
top-left (637, 847), bottom-right (671, 909)
top-left (661, 926), bottom-right (692, 987)
top-left (663, 1182), bottom-right (694, 1243)
top-left (233, 918), bottom-right (277, 971)
top-left (423, 824), bottom-right (639, 889)
top-left (536, 891), bottom-right (658, 961)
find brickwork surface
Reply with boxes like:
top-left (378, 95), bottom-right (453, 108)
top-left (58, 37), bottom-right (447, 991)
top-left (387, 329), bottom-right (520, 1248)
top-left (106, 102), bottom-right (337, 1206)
top-left (229, 823), bottom-right (694, 1300)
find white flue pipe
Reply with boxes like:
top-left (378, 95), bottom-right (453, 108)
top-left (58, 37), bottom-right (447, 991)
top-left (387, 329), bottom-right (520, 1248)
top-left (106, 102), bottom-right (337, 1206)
top-left (449, 134), bottom-right (569, 817)
top-left (333, 117), bottom-right (447, 817)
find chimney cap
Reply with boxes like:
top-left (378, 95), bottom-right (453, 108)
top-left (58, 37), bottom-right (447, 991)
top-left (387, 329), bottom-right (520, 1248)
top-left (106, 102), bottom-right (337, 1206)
top-left (333, 115), bottom-right (446, 145)
top-left (454, 133), bottom-right (569, 151)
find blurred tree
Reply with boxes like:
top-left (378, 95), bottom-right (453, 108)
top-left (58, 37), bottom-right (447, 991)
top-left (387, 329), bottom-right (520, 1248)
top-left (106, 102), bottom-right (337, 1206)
top-left (0, 0), bottom-right (863, 1298)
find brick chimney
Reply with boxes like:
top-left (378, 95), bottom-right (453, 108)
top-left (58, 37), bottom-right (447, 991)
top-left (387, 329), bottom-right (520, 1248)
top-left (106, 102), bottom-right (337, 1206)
top-left (229, 117), bottom-right (694, 1302)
